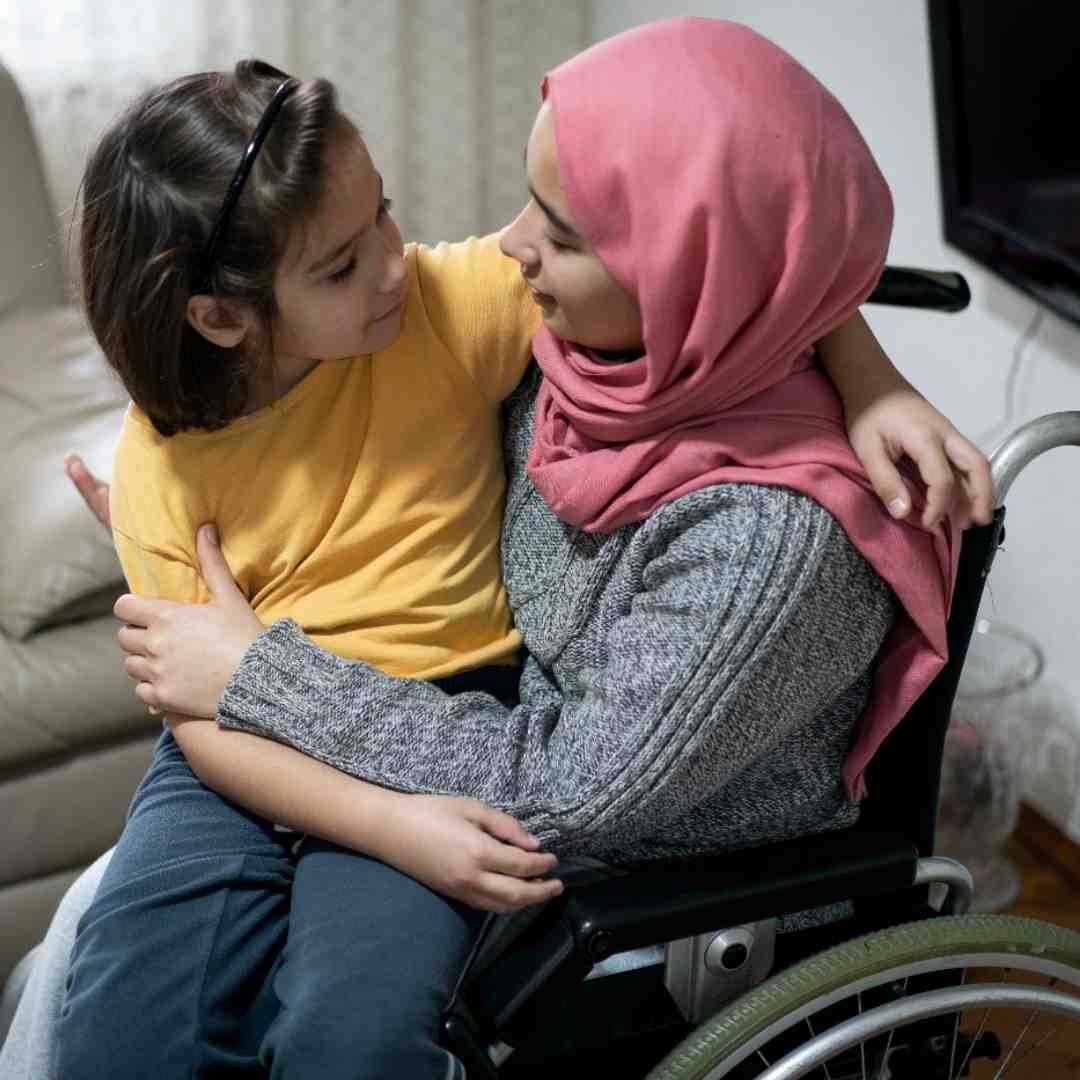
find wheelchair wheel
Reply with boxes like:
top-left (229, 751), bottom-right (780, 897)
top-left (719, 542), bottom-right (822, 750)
top-left (646, 915), bottom-right (1080, 1079)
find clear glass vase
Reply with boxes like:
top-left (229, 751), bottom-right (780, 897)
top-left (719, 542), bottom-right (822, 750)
top-left (934, 619), bottom-right (1044, 912)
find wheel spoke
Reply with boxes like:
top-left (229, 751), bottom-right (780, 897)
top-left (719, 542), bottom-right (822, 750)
top-left (657, 919), bottom-right (1080, 1080)
top-left (954, 1006), bottom-right (992, 1079)
top-left (805, 1018), bottom-right (833, 1080)
top-left (993, 1008), bottom-right (1041, 1079)
top-left (858, 992), bottom-right (867, 1080)
top-left (993, 985), bottom-right (1060, 1080)
top-left (876, 977), bottom-right (908, 1080)
top-left (998, 1023), bottom-right (1061, 1077)
top-left (947, 967), bottom-right (968, 1080)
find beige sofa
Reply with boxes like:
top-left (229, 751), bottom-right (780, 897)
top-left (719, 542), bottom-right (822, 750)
top-left (0, 60), bottom-right (160, 984)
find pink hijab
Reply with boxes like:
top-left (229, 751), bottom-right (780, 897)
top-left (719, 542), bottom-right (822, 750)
top-left (525, 18), bottom-right (960, 799)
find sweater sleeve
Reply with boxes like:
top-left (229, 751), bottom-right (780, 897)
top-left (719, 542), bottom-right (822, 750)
top-left (217, 487), bottom-right (895, 851)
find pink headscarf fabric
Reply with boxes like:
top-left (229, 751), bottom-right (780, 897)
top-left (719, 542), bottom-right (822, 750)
top-left (525, 18), bottom-right (960, 799)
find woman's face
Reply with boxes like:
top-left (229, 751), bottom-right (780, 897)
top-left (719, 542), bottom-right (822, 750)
top-left (500, 103), bottom-right (643, 353)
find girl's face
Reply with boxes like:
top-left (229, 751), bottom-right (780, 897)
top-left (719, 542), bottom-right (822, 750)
top-left (272, 134), bottom-right (407, 368)
top-left (500, 102), bottom-right (642, 353)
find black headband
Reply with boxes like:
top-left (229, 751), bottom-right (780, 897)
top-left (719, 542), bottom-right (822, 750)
top-left (194, 77), bottom-right (301, 293)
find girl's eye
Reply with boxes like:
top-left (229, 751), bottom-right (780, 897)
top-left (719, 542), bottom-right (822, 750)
top-left (328, 258), bottom-right (357, 284)
top-left (377, 196), bottom-right (394, 220)
top-left (547, 234), bottom-right (574, 253)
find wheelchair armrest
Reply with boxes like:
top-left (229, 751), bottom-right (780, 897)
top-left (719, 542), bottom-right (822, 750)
top-left (462, 827), bottom-right (918, 1039)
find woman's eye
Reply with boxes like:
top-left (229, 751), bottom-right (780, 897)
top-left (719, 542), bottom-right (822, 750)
top-left (547, 235), bottom-right (573, 253)
top-left (377, 196), bottom-right (394, 220)
top-left (328, 258), bottom-right (357, 284)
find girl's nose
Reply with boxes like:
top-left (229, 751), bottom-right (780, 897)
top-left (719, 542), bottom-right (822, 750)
top-left (381, 250), bottom-right (407, 295)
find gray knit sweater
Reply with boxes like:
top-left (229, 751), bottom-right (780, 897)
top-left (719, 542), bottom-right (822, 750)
top-left (218, 367), bottom-right (896, 863)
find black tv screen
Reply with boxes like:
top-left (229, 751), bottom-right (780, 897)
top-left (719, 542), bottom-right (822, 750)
top-left (928, 2), bottom-right (1080, 327)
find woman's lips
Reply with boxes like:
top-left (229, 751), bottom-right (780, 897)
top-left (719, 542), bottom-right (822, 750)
top-left (528, 284), bottom-right (557, 308)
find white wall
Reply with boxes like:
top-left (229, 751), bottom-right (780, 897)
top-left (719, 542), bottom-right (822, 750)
top-left (591, 2), bottom-right (1080, 829)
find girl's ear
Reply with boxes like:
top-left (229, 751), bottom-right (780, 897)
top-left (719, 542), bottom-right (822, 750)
top-left (186, 295), bottom-right (255, 349)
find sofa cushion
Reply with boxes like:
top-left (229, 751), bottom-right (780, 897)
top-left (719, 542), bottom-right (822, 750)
top-left (0, 306), bottom-right (128, 638)
top-left (0, 614), bottom-right (158, 769)
top-left (0, 63), bottom-right (65, 318)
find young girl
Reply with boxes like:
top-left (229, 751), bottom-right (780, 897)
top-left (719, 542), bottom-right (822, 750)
top-left (51, 45), bottom-right (987, 1080)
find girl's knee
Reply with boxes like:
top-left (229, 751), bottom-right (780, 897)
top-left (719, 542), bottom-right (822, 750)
top-left (262, 998), bottom-right (457, 1080)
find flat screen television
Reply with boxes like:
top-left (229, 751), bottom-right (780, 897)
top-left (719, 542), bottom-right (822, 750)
top-left (927, 2), bottom-right (1080, 327)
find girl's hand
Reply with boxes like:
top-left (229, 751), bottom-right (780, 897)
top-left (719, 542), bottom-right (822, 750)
top-left (116, 525), bottom-right (263, 717)
top-left (847, 387), bottom-right (993, 530)
top-left (378, 794), bottom-right (563, 913)
top-left (64, 453), bottom-right (112, 529)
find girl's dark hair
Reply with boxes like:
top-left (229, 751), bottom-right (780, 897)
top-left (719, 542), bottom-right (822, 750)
top-left (79, 59), bottom-right (353, 435)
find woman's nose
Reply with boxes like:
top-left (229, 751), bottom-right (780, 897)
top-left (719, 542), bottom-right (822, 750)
top-left (499, 208), bottom-right (539, 273)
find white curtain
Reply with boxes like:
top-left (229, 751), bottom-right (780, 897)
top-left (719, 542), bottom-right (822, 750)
top-left (0, 0), bottom-right (591, 256)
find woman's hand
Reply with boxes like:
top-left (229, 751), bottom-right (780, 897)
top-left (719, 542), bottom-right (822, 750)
top-left (64, 453), bottom-right (112, 529)
top-left (116, 525), bottom-right (264, 717)
top-left (376, 794), bottom-right (563, 913)
top-left (847, 386), bottom-right (993, 530)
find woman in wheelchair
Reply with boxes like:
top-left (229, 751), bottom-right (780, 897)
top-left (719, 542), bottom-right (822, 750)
top-left (14, 17), bottom-right (1025, 1080)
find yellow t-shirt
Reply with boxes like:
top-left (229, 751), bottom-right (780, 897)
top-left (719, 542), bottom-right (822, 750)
top-left (110, 234), bottom-right (541, 679)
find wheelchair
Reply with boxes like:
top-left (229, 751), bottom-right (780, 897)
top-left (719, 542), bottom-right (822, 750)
top-left (4, 271), bottom-right (1079, 1079)
top-left (437, 268), bottom-right (1080, 1079)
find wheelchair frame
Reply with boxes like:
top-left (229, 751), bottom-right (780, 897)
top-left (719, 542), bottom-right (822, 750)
top-left (440, 269), bottom-right (1080, 1078)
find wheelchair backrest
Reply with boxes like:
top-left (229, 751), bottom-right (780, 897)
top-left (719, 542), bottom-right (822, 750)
top-left (858, 497), bottom-right (1005, 856)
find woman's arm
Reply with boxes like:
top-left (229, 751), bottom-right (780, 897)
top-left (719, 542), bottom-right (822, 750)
top-left (215, 486), bottom-right (895, 852)
top-left (167, 713), bottom-right (562, 912)
top-left (816, 312), bottom-right (992, 528)
top-left (111, 527), bottom-right (561, 912)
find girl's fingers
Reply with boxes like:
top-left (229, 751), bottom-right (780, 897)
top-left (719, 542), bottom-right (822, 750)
top-left (472, 803), bottom-right (542, 850)
top-left (473, 872), bottom-right (564, 913)
top-left (482, 836), bottom-right (558, 880)
top-left (856, 437), bottom-right (911, 520)
top-left (944, 433), bottom-right (994, 524)
top-left (895, 432), bottom-right (953, 529)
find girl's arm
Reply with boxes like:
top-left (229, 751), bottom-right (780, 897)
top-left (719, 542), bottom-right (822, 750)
top-left (816, 312), bottom-right (992, 528)
top-left (124, 490), bottom-right (895, 855)
top-left (109, 524), bottom-right (561, 913)
top-left (166, 713), bottom-right (561, 913)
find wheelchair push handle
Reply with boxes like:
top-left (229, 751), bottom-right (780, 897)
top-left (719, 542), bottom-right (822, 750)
top-left (990, 411), bottom-right (1080, 507)
top-left (867, 267), bottom-right (971, 312)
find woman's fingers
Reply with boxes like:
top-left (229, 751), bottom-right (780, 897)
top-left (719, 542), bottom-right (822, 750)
top-left (194, 524), bottom-right (247, 606)
top-left (116, 623), bottom-right (149, 656)
top-left (123, 654), bottom-right (153, 683)
top-left (63, 452), bottom-right (112, 529)
top-left (113, 592), bottom-right (168, 627)
top-left (132, 681), bottom-right (160, 712)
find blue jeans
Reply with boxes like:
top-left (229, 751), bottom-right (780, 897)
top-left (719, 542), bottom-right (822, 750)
top-left (55, 726), bottom-right (490, 1079)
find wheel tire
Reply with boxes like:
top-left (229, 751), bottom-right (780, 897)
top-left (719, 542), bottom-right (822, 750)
top-left (646, 914), bottom-right (1080, 1080)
